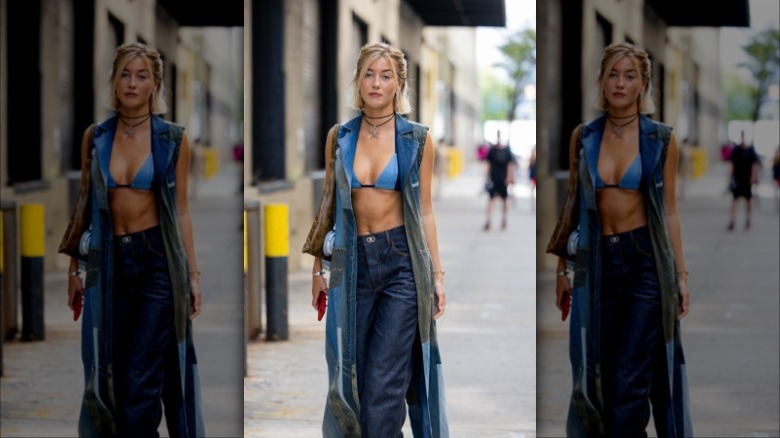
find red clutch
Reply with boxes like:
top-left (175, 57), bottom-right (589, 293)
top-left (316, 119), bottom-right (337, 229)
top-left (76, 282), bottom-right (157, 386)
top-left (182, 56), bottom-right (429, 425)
top-left (73, 291), bottom-right (83, 321)
top-left (317, 291), bottom-right (327, 321)
top-left (561, 290), bottom-right (570, 321)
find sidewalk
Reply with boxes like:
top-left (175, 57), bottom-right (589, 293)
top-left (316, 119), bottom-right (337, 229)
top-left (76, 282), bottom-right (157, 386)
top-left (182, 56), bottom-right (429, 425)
top-left (537, 165), bottom-right (780, 437)
top-left (0, 170), bottom-right (245, 437)
top-left (245, 165), bottom-right (538, 437)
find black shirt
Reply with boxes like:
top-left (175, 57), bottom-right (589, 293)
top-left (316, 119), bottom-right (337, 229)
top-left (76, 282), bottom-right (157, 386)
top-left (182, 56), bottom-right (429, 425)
top-left (487, 145), bottom-right (516, 184)
top-left (730, 145), bottom-right (758, 186)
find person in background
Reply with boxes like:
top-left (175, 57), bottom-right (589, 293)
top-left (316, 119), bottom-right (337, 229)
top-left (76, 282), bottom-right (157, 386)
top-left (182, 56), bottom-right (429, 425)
top-left (483, 130), bottom-right (517, 231)
top-left (529, 145), bottom-right (537, 212)
top-left (727, 130), bottom-right (760, 230)
top-left (772, 145), bottom-right (780, 212)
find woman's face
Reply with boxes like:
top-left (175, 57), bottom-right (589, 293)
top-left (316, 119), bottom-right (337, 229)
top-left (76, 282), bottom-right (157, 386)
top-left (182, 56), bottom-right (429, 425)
top-left (603, 56), bottom-right (644, 112)
top-left (360, 56), bottom-right (399, 112)
top-left (116, 56), bottom-right (155, 112)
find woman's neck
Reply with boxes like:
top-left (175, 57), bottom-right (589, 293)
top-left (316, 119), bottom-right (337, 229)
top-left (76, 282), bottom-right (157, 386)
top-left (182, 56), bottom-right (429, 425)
top-left (119, 106), bottom-right (151, 119)
top-left (607, 106), bottom-right (638, 119)
top-left (362, 106), bottom-right (394, 119)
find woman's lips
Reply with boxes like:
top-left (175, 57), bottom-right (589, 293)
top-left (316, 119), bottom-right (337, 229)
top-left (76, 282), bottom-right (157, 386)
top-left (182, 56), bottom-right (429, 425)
top-left (369, 92), bottom-right (381, 97)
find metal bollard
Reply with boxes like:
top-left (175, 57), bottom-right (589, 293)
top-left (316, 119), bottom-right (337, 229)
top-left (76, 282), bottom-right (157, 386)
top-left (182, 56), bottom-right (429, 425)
top-left (20, 204), bottom-right (45, 341)
top-left (264, 204), bottom-right (288, 341)
top-left (1, 200), bottom-right (18, 341)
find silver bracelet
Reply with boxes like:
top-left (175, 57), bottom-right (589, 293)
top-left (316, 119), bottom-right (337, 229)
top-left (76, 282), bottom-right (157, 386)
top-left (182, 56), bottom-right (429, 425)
top-left (313, 270), bottom-right (326, 277)
top-left (556, 271), bottom-right (567, 277)
top-left (68, 270), bottom-right (81, 277)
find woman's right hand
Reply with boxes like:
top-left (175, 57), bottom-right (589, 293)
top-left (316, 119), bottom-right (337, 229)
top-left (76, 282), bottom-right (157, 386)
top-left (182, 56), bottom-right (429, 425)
top-left (67, 274), bottom-right (84, 311)
top-left (311, 274), bottom-right (328, 311)
top-left (555, 272), bottom-right (572, 312)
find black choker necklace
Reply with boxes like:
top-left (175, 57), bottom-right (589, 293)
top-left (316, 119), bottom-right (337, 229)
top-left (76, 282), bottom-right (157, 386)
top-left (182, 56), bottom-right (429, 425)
top-left (362, 111), bottom-right (395, 120)
top-left (606, 113), bottom-right (639, 139)
top-left (118, 112), bottom-right (151, 120)
top-left (363, 113), bottom-right (395, 139)
top-left (607, 112), bottom-right (638, 120)
top-left (119, 113), bottom-right (151, 139)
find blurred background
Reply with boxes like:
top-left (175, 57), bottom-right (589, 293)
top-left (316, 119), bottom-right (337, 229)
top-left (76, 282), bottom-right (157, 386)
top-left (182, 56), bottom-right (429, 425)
top-left (0, 1), bottom-right (244, 436)
top-left (536, 0), bottom-right (780, 436)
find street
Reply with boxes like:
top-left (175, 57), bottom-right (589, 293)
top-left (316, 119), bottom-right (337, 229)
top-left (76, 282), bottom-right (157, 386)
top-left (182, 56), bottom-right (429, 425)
top-left (537, 165), bottom-right (780, 437)
top-left (0, 171), bottom-right (245, 437)
top-left (244, 165), bottom-right (538, 437)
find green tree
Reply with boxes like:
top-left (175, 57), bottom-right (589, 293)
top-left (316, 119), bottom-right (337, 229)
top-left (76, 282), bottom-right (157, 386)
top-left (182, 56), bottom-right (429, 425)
top-left (724, 73), bottom-right (754, 121)
top-left (496, 28), bottom-right (536, 122)
top-left (740, 28), bottom-right (780, 121)
top-left (479, 68), bottom-right (512, 122)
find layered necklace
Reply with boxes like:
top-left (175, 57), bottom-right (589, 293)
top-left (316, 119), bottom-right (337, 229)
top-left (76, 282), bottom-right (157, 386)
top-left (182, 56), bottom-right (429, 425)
top-left (362, 112), bottom-right (395, 139)
top-left (118, 112), bottom-right (151, 140)
top-left (606, 112), bottom-right (639, 139)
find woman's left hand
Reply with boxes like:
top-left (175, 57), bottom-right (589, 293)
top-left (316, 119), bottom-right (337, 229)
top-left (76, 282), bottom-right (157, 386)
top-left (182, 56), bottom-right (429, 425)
top-left (433, 283), bottom-right (447, 320)
top-left (190, 281), bottom-right (203, 319)
top-left (677, 279), bottom-right (690, 320)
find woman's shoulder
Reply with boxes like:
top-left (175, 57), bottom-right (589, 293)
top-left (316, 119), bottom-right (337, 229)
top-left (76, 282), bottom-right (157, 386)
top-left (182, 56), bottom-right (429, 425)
top-left (151, 115), bottom-right (185, 143)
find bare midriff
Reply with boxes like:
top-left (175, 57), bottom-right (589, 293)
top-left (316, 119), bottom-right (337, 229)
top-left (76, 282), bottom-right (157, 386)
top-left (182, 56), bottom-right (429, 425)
top-left (109, 189), bottom-right (160, 235)
top-left (352, 189), bottom-right (404, 236)
top-left (597, 188), bottom-right (648, 235)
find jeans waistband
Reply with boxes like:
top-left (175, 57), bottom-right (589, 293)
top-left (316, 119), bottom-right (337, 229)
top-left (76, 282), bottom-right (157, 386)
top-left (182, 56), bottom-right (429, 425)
top-left (357, 225), bottom-right (406, 246)
top-left (602, 225), bottom-right (650, 245)
top-left (114, 225), bottom-right (162, 244)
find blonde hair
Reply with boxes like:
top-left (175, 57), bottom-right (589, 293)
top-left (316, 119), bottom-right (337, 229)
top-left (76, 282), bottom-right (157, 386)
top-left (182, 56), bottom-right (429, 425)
top-left (350, 42), bottom-right (412, 114)
top-left (107, 42), bottom-right (167, 114)
top-left (595, 42), bottom-right (655, 114)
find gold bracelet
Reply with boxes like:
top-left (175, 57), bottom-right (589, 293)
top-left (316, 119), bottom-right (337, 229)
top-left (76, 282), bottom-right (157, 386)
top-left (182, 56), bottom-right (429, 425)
top-left (677, 270), bottom-right (689, 276)
top-left (189, 270), bottom-right (201, 276)
top-left (433, 270), bottom-right (445, 277)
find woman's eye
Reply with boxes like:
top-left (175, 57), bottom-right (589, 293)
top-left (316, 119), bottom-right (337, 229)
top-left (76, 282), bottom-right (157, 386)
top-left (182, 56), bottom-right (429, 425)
top-left (383, 75), bottom-right (391, 80)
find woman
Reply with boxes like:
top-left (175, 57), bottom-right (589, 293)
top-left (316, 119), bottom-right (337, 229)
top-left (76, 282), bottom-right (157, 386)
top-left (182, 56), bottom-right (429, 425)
top-left (549, 42), bottom-right (691, 437)
top-left (59, 42), bottom-right (204, 437)
top-left (310, 42), bottom-right (449, 437)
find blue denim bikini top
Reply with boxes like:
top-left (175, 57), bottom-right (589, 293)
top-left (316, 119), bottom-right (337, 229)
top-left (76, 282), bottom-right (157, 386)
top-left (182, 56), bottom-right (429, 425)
top-left (350, 153), bottom-right (400, 191)
top-left (596, 153), bottom-right (642, 190)
top-left (348, 133), bottom-right (401, 191)
top-left (106, 153), bottom-right (154, 190)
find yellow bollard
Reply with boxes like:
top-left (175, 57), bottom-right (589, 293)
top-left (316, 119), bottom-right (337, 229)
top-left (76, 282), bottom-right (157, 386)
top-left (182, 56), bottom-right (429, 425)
top-left (264, 204), bottom-right (288, 341)
top-left (20, 204), bottom-right (45, 341)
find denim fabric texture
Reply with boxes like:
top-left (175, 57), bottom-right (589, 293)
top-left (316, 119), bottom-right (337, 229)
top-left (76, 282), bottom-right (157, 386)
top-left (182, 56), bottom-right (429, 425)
top-left (112, 226), bottom-right (181, 437)
top-left (600, 226), bottom-right (670, 437)
top-left (322, 114), bottom-right (449, 438)
top-left (356, 226), bottom-right (418, 437)
top-left (565, 115), bottom-right (692, 437)
top-left (76, 115), bottom-right (204, 437)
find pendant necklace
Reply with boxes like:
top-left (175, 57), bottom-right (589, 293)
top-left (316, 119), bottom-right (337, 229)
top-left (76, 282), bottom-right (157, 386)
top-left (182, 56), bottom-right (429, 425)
top-left (363, 113), bottom-right (395, 139)
top-left (607, 113), bottom-right (638, 139)
top-left (119, 113), bottom-right (151, 139)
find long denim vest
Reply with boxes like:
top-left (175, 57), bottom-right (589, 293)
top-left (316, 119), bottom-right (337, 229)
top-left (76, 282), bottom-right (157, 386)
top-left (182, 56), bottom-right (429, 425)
top-left (566, 115), bottom-right (692, 437)
top-left (79, 115), bottom-right (204, 437)
top-left (322, 114), bottom-right (449, 437)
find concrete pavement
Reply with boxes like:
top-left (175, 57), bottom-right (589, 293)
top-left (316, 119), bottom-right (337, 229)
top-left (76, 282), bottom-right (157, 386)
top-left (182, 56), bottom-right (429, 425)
top-left (0, 171), bottom-right (245, 437)
top-left (537, 164), bottom-right (780, 437)
top-left (244, 165), bottom-right (538, 437)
